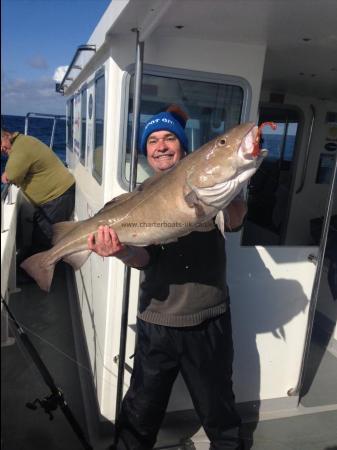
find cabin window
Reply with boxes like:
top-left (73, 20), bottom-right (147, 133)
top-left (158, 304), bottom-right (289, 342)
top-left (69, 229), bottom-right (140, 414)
top-left (123, 72), bottom-right (245, 185)
top-left (241, 107), bottom-right (301, 246)
top-left (66, 98), bottom-right (74, 152)
top-left (92, 73), bottom-right (105, 183)
top-left (80, 88), bottom-right (87, 165)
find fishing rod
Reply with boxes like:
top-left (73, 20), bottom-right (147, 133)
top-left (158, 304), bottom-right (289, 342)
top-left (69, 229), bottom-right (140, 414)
top-left (1, 298), bottom-right (93, 450)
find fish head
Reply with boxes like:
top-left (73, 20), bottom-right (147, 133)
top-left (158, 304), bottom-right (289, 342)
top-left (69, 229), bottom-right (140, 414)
top-left (187, 122), bottom-right (268, 189)
top-left (186, 122), bottom-right (269, 209)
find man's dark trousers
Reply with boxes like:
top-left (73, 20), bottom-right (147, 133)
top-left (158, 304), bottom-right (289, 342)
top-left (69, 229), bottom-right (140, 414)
top-left (116, 309), bottom-right (242, 449)
top-left (32, 183), bottom-right (75, 249)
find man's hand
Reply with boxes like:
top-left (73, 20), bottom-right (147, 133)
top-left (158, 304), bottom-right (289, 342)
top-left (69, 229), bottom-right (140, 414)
top-left (88, 225), bottom-right (150, 268)
top-left (88, 225), bottom-right (125, 257)
top-left (1, 172), bottom-right (9, 184)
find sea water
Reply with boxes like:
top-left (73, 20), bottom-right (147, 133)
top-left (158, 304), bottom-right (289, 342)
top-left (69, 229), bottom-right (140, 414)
top-left (1, 115), bottom-right (66, 177)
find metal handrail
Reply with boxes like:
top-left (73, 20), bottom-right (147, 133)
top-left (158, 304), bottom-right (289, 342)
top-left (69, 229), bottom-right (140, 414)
top-left (24, 112), bottom-right (66, 149)
top-left (296, 104), bottom-right (315, 193)
top-left (1, 112), bottom-right (66, 232)
top-left (114, 30), bottom-right (144, 429)
top-left (288, 154), bottom-right (337, 398)
top-left (56, 45), bottom-right (96, 94)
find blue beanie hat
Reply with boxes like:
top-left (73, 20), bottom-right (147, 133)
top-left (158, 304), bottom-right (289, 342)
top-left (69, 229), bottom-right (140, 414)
top-left (140, 111), bottom-right (188, 154)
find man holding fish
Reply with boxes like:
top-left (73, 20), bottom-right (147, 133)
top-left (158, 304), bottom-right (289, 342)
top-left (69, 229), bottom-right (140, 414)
top-left (88, 106), bottom-right (247, 450)
top-left (21, 104), bottom-right (271, 448)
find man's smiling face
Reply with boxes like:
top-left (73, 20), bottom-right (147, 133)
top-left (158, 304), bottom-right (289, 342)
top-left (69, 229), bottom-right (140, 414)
top-left (146, 130), bottom-right (184, 172)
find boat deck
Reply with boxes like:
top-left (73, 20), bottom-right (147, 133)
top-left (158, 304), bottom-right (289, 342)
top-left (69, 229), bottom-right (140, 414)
top-left (1, 263), bottom-right (337, 450)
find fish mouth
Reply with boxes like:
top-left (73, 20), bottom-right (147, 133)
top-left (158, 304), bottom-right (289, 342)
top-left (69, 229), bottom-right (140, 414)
top-left (239, 125), bottom-right (267, 160)
top-left (241, 121), bottom-right (277, 159)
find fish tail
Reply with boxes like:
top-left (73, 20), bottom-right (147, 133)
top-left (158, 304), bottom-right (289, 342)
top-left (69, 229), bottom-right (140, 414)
top-left (20, 251), bottom-right (55, 292)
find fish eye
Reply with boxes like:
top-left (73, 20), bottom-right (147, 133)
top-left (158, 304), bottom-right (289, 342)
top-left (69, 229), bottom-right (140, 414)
top-left (219, 138), bottom-right (226, 145)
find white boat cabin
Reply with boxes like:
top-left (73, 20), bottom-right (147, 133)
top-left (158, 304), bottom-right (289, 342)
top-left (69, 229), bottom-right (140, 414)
top-left (54, 0), bottom-right (336, 424)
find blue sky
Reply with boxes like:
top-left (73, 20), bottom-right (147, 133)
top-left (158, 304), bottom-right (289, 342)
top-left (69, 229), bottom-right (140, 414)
top-left (1, 0), bottom-right (111, 116)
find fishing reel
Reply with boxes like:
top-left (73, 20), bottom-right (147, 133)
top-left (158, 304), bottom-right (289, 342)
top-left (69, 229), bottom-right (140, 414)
top-left (26, 389), bottom-right (64, 421)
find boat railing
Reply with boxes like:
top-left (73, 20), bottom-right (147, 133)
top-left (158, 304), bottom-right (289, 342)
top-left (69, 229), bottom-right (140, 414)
top-left (24, 112), bottom-right (66, 149)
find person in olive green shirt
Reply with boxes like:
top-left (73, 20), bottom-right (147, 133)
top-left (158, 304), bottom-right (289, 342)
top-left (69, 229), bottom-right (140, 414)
top-left (1, 128), bottom-right (75, 251)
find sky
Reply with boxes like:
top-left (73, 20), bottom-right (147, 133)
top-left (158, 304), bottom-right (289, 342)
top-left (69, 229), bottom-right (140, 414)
top-left (1, 0), bottom-right (111, 117)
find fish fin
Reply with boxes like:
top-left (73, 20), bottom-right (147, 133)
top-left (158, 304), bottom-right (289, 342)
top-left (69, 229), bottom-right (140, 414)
top-left (154, 237), bottom-right (179, 245)
top-left (101, 192), bottom-right (136, 211)
top-left (183, 187), bottom-right (206, 217)
top-left (98, 172), bottom-right (164, 213)
top-left (198, 220), bottom-right (216, 232)
top-left (215, 210), bottom-right (229, 238)
top-left (184, 189), bottom-right (198, 207)
top-left (63, 250), bottom-right (91, 270)
top-left (52, 221), bottom-right (78, 244)
top-left (138, 171), bottom-right (165, 190)
top-left (97, 187), bottom-right (147, 214)
top-left (20, 252), bottom-right (55, 292)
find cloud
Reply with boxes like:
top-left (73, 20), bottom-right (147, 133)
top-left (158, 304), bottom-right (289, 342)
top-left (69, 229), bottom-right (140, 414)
top-left (2, 74), bottom-right (66, 116)
top-left (26, 55), bottom-right (49, 70)
top-left (53, 66), bottom-right (68, 83)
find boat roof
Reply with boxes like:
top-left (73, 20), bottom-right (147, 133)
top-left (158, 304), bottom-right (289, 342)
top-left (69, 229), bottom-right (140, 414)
top-left (80, 0), bottom-right (337, 101)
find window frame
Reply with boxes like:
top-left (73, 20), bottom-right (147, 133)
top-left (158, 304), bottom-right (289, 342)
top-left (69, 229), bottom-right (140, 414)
top-left (92, 68), bottom-right (105, 184)
top-left (118, 64), bottom-right (252, 190)
top-left (80, 85), bottom-right (88, 166)
top-left (66, 97), bottom-right (74, 152)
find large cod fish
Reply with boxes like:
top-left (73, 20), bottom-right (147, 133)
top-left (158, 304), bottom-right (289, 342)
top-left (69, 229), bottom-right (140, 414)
top-left (21, 122), bottom-right (273, 291)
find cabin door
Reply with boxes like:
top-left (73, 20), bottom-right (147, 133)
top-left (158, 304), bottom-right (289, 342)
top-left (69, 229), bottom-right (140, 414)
top-left (228, 103), bottom-right (336, 404)
top-left (242, 106), bottom-right (300, 245)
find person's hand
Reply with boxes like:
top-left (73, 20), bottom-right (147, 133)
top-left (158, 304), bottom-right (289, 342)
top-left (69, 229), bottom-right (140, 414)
top-left (1, 172), bottom-right (9, 184)
top-left (88, 225), bottom-right (125, 257)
